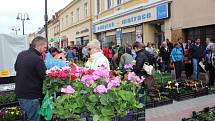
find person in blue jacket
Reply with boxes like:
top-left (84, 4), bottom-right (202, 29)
top-left (171, 42), bottom-right (184, 81)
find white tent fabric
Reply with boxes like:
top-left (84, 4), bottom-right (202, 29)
top-left (0, 34), bottom-right (29, 77)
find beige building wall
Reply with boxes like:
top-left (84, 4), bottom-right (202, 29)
top-left (143, 23), bottom-right (155, 44)
top-left (94, 0), bottom-right (149, 20)
top-left (48, 22), bottom-right (54, 41)
top-left (171, 0), bottom-right (215, 30)
top-left (164, 19), bottom-right (172, 41)
top-left (57, 0), bottom-right (92, 46)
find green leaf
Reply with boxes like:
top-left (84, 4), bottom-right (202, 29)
top-left (89, 95), bottom-right (98, 102)
top-left (99, 116), bottom-right (110, 121)
top-left (135, 103), bottom-right (144, 108)
top-left (101, 107), bottom-right (114, 116)
top-left (93, 115), bottom-right (99, 121)
top-left (100, 95), bottom-right (109, 105)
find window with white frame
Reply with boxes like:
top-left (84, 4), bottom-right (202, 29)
top-left (71, 12), bottom-right (73, 24)
top-left (77, 8), bottom-right (80, 21)
top-left (107, 0), bottom-right (111, 9)
top-left (84, 2), bottom-right (88, 17)
top-left (117, 0), bottom-right (122, 5)
top-left (65, 15), bottom-right (68, 26)
top-left (57, 25), bottom-right (60, 33)
top-left (61, 18), bottom-right (64, 29)
top-left (54, 26), bottom-right (56, 34)
top-left (96, 0), bottom-right (100, 14)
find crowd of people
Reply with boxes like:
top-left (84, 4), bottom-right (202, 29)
top-left (38, 37), bottom-right (215, 85)
top-left (14, 36), bottom-right (215, 121)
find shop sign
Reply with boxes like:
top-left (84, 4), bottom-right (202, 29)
top-left (93, 3), bottom-right (169, 33)
top-left (157, 3), bottom-right (168, 20)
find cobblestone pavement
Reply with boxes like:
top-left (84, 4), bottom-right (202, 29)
top-left (145, 70), bottom-right (212, 121)
top-left (145, 94), bottom-right (215, 121)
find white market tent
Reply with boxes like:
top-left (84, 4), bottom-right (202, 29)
top-left (0, 34), bottom-right (29, 77)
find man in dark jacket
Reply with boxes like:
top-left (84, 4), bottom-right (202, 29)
top-left (190, 38), bottom-right (205, 80)
top-left (132, 42), bottom-right (149, 76)
top-left (159, 41), bottom-right (171, 72)
top-left (15, 36), bottom-right (47, 121)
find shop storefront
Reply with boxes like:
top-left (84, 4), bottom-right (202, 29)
top-left (93, 1), bottom-right (171, 48)
top-left (170, 0), bottom-right (215, 43)
top-left (75, 28), bottom-right (90, 46)
top-left (185, 24), bottom-right (215, 43)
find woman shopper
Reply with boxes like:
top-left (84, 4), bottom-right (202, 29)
top-left (85, 39), bottom-right (110, 71)
top-left (171, 42), bottom-right (184, 81)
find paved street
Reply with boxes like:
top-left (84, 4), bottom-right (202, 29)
top-left (146, 94), bottom-right (215, 121)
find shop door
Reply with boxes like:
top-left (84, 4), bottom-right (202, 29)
top-left (154, 24), bottom-right (164, 48)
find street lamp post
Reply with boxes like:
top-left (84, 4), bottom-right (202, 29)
top-left (45, 0), bottom-right (48, 40)
top-left (16, 13), bottom-right (30, 35)
top-left (12, 26), bottom-right (20, 35)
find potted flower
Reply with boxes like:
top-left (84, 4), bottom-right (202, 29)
top-left (40, 66), bottom-right (144, 121)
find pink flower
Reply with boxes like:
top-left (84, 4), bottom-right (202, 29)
top-left (133, 76), bottom-right (144, 85)
top-left (127, 72), bottom-right (136, 80)
top-left (127, 72), bottom-right (144, 86)
top-left (124, 64), bottom-right (133, 69)
top-left (104, 78), bottom-right (110, 83)
top-left (107, 76), bottom-right (121, 90)
top-left (61, 85), bottom-right (75, 94)
top-left (81, 75), bottom-right (95, 87)
top-left (94, 85), bottom-right (108, 94)
top-left (93, 67), bottom-right (109, 78)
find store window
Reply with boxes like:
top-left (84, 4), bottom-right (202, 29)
top-left (186, 25), bottom-right (215, 43)
top-left (122, 32), bottom-right (135, 47)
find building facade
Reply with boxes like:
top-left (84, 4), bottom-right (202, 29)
top-left (92, 0), bottom-right (172, 48)
top-left (58, 0), bottom-right (92, 47)
top-left (46, 0), bottom-right (215, 49)
top-left (48, 12), bottom-right (62, 48)
top-left (170, 0), bottom-right (215, 43)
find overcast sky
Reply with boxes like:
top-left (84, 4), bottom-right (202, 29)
top-left (0, 0), bottom-right (72, 35)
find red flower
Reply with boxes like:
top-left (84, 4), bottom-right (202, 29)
top-left (70, 74), bottom-right (77, 81)
top-left (81, 69), bottom-right (95, 75)
top-left (48, 72), bottom-right (57, 77)
top-left (70, 67), bottom-right (77, 74)
top-left (59, 71), bottom-right (67, 80)
top-left (87, 69), bottom-right (95, 75)
top-left (109, 71), bottom-right (117, 78)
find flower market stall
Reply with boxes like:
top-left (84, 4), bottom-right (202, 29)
top-left (40, 65), bottom-right (145, 121)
